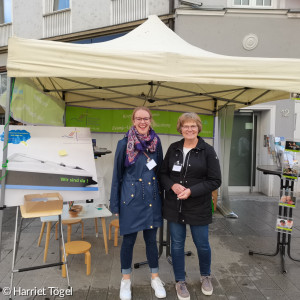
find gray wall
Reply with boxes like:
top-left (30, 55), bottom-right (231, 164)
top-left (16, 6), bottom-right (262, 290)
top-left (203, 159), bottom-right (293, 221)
top-left (273, 99), bottom-right (295, 139)
top-left (72, 0), bottom-right (111, 32)
top-left (175, 13), bottom-right (300, 58)
top-left (13, 0), bottom-right (43, 39)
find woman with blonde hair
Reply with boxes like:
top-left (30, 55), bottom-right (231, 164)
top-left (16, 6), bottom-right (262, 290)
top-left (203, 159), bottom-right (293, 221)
top-left (110, 107), bottom-right (166, 300)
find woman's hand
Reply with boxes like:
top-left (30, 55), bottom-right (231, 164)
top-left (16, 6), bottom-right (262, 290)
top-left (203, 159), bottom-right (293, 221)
top-left (177, 188), bottom-right (191, 200)
top-left (115, 214), bottom-right (119, 216)
top-left (171, 183), bottom-right (186, 195)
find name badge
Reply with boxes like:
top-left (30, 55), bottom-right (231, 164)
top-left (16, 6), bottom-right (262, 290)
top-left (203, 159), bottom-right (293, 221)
top-left (146, 159), bottom-right (157, 170)
top-left (172, 162), bottom-right (182, 172)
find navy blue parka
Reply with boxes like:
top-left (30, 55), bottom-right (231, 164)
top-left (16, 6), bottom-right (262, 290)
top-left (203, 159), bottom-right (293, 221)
top-left (110, 136), bottom-right (163, 235)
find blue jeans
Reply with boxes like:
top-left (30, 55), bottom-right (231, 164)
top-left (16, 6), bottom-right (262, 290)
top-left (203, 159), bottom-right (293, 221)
top-left (120, 228), bottom-right (159, 274)
top-left (169, 222), bottom-right (211, 281)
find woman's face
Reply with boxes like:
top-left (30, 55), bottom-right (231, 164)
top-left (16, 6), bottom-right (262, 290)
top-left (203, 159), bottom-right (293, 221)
top-left (133, 109), bottom-right (151, 135)
top-left (181, 121), bottom-right (198, 141)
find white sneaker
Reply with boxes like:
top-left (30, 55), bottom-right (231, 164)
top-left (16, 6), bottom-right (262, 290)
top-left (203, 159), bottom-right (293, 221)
top-left (120, 278), bottom-right (131, 300)
top-left (151, 277), bottom-right (166, 298)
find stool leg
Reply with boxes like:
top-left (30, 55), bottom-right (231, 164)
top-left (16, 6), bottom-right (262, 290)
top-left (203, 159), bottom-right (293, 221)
top-left (114, 226), bottom-right (119, 247)
top-left (62, 253), bottom-right (69, 278)
top-left (94, 218), bottom-right (98, 238)
top-left (85, 251), bottom-right (91, 275)
top-left (44, 222), bottom-right (52, 262)
top-left (67, 224), bottom-right (72, 243)
top-left (37, 222), bottom-right (46, 246)
top-left (101, 218), bottom-right (108, 254)
top-left (55, 221), bottom-right (58, 240)
top-left (108, 223), bottom-right (112, 240)
top-left (81, 221), bottom-right (84, 240)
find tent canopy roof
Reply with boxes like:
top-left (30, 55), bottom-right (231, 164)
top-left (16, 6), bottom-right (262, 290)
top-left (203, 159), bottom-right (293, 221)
top-left (7, 15), bottom-right (300, 114)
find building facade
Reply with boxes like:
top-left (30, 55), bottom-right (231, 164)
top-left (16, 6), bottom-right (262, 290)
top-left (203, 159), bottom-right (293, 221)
top-left (1, 0), bottom-right (300, 196)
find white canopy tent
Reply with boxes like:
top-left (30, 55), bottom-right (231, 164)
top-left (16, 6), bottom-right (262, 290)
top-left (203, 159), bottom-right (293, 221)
top-left (6, 15), bottom-right (300, 114)
top-left (2, 15), bottom-right (300, 228)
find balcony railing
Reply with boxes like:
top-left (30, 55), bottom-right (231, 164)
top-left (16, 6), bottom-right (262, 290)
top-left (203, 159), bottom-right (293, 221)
top-left (0, 23), bottom-right (12, 46)
top-left (111, 0), bottom-right (148, 25)
top-left (43, 0), bottom-right (71, 38)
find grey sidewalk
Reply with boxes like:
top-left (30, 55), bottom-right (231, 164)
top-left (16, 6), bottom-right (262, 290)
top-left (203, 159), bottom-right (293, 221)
top-left (1, 193), bottom-right (300, 300)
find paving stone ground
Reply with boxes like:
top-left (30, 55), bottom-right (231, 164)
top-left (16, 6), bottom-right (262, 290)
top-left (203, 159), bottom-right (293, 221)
top-left (1, 193), bottom-right (300, 299)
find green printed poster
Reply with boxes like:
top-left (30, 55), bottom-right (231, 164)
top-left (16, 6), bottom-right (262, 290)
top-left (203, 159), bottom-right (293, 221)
top-left (66, 107), bottom-right (214, 138)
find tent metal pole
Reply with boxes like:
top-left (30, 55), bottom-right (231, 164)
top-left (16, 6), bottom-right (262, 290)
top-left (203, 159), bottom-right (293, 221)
top-left (217, 105), bottom-right (238, 218)
top-left (0, 76), bottom-right (14, 261)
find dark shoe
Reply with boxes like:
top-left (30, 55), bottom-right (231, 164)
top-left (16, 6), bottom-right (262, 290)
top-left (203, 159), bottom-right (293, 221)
top-left (175, 281), bottom-right (190, 300)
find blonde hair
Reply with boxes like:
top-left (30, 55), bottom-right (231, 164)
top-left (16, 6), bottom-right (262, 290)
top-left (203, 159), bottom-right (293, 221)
top-left (131, 107), bottom-right (152, 124)
top-left (177, 112), bottom-right (202, 134)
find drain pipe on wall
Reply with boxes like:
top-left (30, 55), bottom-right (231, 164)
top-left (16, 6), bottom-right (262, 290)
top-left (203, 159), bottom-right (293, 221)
top-left (169, 0), bottom-right (175, 30)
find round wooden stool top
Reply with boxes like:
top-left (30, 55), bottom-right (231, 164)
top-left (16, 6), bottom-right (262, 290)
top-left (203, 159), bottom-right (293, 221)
top-left (62, 219), bottom-right (82, 225)
top-left (65, 241), bottom-right (91, 255)
top-left (110, 219), bottom-right (119, 227)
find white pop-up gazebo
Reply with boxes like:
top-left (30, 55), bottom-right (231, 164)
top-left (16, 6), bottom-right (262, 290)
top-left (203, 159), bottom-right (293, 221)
top-left (6, 15), bottom-right (299, 114)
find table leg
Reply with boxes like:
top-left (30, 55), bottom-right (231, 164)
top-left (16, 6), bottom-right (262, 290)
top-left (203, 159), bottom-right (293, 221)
top-left (44, 221), bottom-right (52, 262)
top-left (38, 222), bottom-right (46, 246)
top-left (67, 224), bottom-right (71, 243)
top-left (101, 218), bottom-right (108, 254)
top-left (94, 218), bottom-right (98, 238)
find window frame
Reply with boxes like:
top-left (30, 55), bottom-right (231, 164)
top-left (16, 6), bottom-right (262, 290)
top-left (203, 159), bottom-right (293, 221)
top-left (53, 0), bottom-right (70, 12)
top-left (228, 0), bottom-right (277, 9)
top-left (0, 0), bottom-right (12, 24)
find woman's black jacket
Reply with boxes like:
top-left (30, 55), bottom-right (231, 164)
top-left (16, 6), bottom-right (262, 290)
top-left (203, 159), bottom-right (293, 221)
top-left (159, 137), bottom-right (221, 226)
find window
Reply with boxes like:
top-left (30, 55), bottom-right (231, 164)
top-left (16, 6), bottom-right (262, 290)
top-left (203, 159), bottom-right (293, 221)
top-left (0, 73), bottom-right (7, 125)
top-left (230, 0), bottom-right (274, 8)
top-left (0, 0), bottom-right (12, 24)
top-left (0, 73), bottom-right (7, 96)
top-left (53, 0), bottom-right (69, 12)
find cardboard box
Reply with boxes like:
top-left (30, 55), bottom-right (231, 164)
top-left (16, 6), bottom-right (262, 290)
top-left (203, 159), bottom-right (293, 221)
top-left (23, 193), bottom-right (63, 215)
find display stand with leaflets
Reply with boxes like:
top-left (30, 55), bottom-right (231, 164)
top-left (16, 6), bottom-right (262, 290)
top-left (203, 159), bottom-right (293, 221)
top-left (250, 139), bottom-right (300, 274)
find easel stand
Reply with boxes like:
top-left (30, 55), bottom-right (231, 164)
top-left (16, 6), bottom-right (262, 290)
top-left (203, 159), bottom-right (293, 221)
top-left (9, 206), bottom-right (70, 299)
top-left (134, 220), bottom-right (192, 269)
top-left (249, 177), bottom-right (300, 274)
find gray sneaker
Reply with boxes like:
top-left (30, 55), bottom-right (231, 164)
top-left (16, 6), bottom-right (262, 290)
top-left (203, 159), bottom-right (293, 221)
top-left (201, 276), bottom-right (213, 296)
top-left (175, 281), bottom-right (190, 300)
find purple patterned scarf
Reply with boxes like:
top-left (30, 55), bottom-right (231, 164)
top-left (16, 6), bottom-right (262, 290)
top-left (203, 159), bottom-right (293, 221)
top-left (125, 126), bottom-right (158, 167)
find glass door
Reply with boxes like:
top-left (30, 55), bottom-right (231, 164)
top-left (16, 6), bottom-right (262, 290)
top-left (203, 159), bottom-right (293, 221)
top-left (229, 111), bottom-right (257, 191)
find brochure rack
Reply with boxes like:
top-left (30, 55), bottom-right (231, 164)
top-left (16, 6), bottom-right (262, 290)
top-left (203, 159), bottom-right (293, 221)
top-left (250, 166), bottom-right (300, 274)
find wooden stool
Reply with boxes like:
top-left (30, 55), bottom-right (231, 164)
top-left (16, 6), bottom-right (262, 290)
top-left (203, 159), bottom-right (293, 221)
top-left (55, 219), bottom-right (84, 242)
top-left (109, 219), bottom-right (119, 247)
top-left (62, 241), bottom-right (91, 277)
top-left (37, 219), bottom-right (84, 262)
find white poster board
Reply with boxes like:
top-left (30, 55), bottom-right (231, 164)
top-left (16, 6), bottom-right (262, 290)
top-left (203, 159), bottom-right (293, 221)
top-left (0, 126), bottom-right (100, 206)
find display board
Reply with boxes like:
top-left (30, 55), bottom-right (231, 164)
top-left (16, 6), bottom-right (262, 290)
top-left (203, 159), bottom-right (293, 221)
top-left (65, 107), bottom-right (214, 138)
top-left (0, 125), bottom-right (100, 206)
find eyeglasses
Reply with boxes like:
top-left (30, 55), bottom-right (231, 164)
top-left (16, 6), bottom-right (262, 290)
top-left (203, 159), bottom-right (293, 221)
top-left (134, 117), bottom-right (151, 122)
top-left (182, 125), bottom-right (198, 130)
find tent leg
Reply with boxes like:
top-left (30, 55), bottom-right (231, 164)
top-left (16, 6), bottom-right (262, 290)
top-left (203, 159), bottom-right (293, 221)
top-left (217, 105), bottom-right (238, 219)
top-left (0, 76), bottom-right (14, 261)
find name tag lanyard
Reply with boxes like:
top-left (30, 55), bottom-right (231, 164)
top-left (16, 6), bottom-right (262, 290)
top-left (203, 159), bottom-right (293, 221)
top-left (143, 151), bottom-right (157, 170)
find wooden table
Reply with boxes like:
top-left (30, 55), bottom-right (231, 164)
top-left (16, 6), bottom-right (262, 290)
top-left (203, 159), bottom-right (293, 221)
top-left (41, 204), bottom-right (112, 255)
